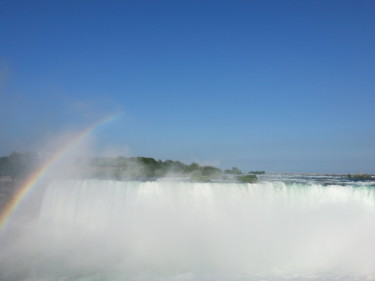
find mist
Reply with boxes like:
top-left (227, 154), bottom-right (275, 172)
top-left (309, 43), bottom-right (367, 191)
top-left (1, 177), bottom-right (375, 281)
top-left (0, 127), bottom-right (374, 281)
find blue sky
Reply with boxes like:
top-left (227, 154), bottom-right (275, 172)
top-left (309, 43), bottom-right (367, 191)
top-left (1, 0), bottom-right (374, 173)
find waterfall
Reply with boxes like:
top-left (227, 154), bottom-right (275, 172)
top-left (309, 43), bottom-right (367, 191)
top-left (2, 179), bottom-right (375, 280)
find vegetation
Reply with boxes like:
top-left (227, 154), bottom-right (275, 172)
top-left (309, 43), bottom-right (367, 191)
top-left (89, 157), bottom-right (223, 181)
top-left (0, 152), bottom-right (39, 179)
top-left (0, 152), bottom-right (256, 183)
top-left (0, 152), bottom-right (39, 213)
top-left (224, 167), bottom-right (242, 175)
top-left (347, 173), bottom-right (372, 181)
top-left (236, 174), bottom-right (258, 183)
top-left (249, 171), bottom-right (265, 175)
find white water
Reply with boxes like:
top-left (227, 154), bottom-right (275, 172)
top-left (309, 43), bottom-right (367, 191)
top-left (1, 180), bottom-right (375, 280)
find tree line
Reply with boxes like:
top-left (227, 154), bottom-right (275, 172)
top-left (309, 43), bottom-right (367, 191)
top-left (0, 152), bottom-right (257, 183)
top-left (0, 152), bottom-right (39, 179)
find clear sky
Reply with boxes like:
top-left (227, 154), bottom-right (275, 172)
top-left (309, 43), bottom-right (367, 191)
top-left (1, 0), bottom-right (374, 173)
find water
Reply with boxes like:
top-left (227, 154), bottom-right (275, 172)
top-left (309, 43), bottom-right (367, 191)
top-left (1, 175), bottom-right (375, 281)
top-left (258, 173), bottom-right (375, 187)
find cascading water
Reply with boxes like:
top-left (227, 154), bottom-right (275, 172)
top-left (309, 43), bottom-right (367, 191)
top-left (1, 179), bottom-right (375, 281)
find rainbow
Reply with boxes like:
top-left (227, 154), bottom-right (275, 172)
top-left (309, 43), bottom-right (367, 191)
top-left (0, 114), bottom-right (117, 233)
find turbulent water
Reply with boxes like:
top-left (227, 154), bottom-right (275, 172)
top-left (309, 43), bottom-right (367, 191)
top-left (1, 175), bottom-right (375, 281)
